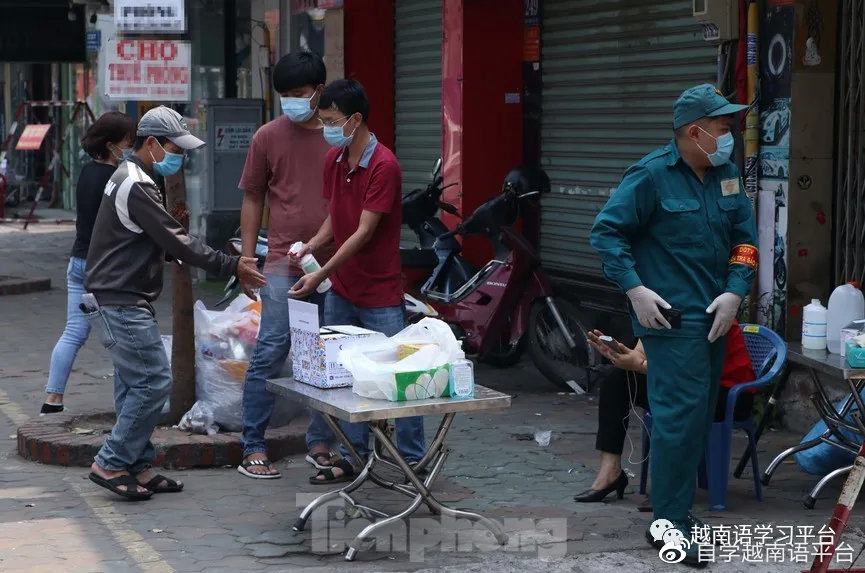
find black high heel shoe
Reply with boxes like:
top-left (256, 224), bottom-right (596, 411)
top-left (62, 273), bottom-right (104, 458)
top-left (573, 470), bottom-right (628, 503)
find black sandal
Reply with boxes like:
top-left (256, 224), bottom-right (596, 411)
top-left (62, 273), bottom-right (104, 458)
top-left (305, 451), bottom-right (334, 470)
top-left (89, 472), bottom-right (153, 501)
top-left (140, 474), bottom-right (184, 493)
top-left (309, 459), bottom-right (355, 485)
top-left (237, 458), bottom-right (282, 479)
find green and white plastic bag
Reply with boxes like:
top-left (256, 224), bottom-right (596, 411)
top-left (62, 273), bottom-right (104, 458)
top-left (340, 318), bottom-right (463, 401)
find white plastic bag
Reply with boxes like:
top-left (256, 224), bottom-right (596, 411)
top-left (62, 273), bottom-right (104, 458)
top-left (176, 401), bottom-right (218, 435)
top-left (340, 318), bottom-right (464, 401)
top-left (179, 295), bottom-right (298, 434)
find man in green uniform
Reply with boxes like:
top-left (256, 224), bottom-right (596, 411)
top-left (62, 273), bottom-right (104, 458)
top-left (590, 84), bottom-right (756, 566)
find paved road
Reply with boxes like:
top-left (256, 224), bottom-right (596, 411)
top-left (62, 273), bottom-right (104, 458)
top-left (1, 222), bottom-right (863, 572)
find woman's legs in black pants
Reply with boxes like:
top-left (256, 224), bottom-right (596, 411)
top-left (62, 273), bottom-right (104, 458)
top-left (586, 365), bottom-right (755, 497)
top-left (590, 365), bottom-right (649, 489)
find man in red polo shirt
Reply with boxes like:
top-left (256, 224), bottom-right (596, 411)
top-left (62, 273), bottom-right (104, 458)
top-left (290, 79), bottom-right (425, 484)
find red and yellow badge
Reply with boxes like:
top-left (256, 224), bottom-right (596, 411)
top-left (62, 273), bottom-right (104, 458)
top-left (729, 244), bottom-right (758, 269)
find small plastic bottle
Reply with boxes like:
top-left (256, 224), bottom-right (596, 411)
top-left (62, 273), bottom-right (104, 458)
top-left (289, 241), bottom-right (332, 294)
top-left (802, 299), bottom-right (828, 351)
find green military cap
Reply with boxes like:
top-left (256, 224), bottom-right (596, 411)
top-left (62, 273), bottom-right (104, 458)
top-left (672, 84), bottom-right (749, 129)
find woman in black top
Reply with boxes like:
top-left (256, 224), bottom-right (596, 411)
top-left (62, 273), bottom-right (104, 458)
top-left (42, 112), bottom-right (137, 414)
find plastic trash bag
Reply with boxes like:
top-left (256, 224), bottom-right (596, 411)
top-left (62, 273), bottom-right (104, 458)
top-left (178, 295), bottom-right (299, 434)
top-left (535, 430), bottom-right (552, 447)
top-left (795, 395), bottom-right (864, 475)
top-left (176, 401), bottom-right (218, 435)
top-left (340, 318), bottom-right (464, 401)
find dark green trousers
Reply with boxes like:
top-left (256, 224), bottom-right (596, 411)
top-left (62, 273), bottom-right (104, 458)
top-left (642, 334), bottom-right (727, 521)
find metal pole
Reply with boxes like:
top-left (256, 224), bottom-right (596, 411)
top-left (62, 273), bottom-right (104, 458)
top-left (224, 0), bottom-right (238, 99)
top-left (0, 174), bottom-right (5, 220)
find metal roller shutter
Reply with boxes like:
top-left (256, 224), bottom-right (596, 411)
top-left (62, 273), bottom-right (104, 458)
top-left (540, 0), bottom-right (716, 286)
top-left (395, 0), bottom-right (442, 246)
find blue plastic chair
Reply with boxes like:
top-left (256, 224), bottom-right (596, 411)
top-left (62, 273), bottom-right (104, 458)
top-left (638, 323), bottom-right (787, 510)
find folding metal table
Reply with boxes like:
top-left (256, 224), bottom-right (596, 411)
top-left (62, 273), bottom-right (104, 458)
top-left (761, 343), bottom-right (865, 508)
top-left (266, 378), bottom-right (512, 561)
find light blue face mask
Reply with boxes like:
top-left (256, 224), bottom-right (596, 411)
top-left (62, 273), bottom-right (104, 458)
top-left (110, 144), bottom-right (133, 162)
top-left (281, 93), bottom-right (316, 123)
top-left (322, 116), bottom-right (357, 148)
top-left (698, 127), bottom-right (735, 167)
top-left (150, 143), bottom-right (185, 176)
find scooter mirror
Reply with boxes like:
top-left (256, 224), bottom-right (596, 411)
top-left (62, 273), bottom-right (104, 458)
top-left (431, 158), bottom-right (442, 180)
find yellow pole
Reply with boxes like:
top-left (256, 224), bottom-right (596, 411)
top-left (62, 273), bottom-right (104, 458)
top-left (745, 0), bottom-right (760, 323)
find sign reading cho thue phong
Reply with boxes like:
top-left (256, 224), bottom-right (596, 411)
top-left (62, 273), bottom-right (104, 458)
top-left (105, 39), bottom-right (191, 101)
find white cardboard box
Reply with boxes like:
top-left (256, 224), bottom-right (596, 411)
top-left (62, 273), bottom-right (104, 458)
top-left (288, 299), bottom-right (384, 388)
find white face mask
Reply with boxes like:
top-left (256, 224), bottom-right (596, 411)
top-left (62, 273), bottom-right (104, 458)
top-left (695, 126), bottom-right (735, 166)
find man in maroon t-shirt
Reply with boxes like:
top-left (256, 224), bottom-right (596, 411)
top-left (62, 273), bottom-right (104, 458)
top-left (237, 52), bottom-right (338, 480)
top-left (290, 79), bottom-right (425, 484)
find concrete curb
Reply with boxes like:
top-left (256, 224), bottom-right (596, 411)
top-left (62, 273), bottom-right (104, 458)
top-left (0, 276), bottom-right (51, 296)
top-left (17, 412), bottom-right (307, 469)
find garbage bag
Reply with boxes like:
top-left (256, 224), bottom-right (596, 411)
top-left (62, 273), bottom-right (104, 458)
top-left (176, 401), bottom-right (218, 436)
top-left (340, 318), bottom-right (464, 401)
top-left (795, 397), bottom-right (862, 475)
top-left (178, 295), bottom-right (299, 434)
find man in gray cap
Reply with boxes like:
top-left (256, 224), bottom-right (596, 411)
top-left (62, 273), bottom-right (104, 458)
top-left (84, 106), bottom-right (266, 500)
top-left (590, 85), bottom-right (756, 565)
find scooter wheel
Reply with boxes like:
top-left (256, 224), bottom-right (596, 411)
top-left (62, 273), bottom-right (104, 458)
top-left (526, 297), bottom-right (596, 391)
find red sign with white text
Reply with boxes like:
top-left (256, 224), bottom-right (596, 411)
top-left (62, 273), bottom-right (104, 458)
top-left (15, 124), bottom-right (51, 151)
top-left (105, 39), bottom-right (190, 101)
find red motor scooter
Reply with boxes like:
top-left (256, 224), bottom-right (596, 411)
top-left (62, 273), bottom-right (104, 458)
top-left (400, 165), bottom-right (595, 390)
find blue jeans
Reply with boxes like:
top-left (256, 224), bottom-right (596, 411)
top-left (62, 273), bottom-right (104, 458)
top-left (241, 273), bottom-right (331, 458)
top-left (45, 257), bottom-right (91, 395)
top-left (324, 291), bottom-right (426, 465)
top-left (92, 305), bottom-right (171, 473)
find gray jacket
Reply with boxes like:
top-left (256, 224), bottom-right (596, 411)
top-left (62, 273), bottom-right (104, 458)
top-left (85, 156), bottom-right (237, 310)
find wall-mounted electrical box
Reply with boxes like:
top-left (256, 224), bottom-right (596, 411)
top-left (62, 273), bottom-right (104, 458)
top-left (693, 0), bottom-right (738, 42)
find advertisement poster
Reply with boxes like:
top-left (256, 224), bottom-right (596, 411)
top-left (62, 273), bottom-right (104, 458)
top-left (104, 39), bottom-right (191, 101)
top-left (757, 4), bottom-right (794, 332)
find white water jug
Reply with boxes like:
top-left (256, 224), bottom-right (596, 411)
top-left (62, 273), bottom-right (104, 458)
top-left (827, 282), bottom-right (865, 354)
top-left (802, 299), bottom-right (828, 350)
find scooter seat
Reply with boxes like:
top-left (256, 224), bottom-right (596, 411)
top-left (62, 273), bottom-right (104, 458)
top-left (400, 247), bottom-right (439, 269)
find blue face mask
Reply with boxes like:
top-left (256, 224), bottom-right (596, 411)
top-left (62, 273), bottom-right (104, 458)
top-left (150, 143), bottom-right (185, 176)
top-left (281, 94), bottom-right (316, 123)
top-left (322, 116), bottom-right (357, 148)
top-left (110, 144), bottom-right (133, 162)
top-left (698, 127), bottom-right (734, 167)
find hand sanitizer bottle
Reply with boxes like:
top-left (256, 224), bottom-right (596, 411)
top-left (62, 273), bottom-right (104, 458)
top-left (289, 241), bottom-right (331, 294)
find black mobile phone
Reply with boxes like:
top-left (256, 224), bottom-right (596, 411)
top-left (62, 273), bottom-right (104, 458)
top-left (598, 335), bottom-right (622, 354)
top-left (660, 307), bottom-right (682, 329)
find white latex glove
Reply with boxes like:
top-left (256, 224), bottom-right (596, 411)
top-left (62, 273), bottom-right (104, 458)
top-left (626, 286), bottom-right (672, 330)
top-left (706, 292), bottom-right (742, 343)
